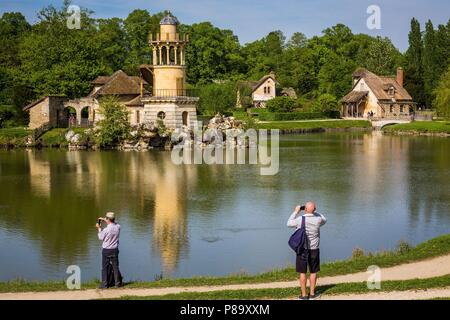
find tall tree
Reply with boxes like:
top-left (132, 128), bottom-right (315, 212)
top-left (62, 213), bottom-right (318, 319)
top-left (185, 22), bottom-right (243, 83)
top-left (433, 65), bottom-right (450, 119)
top-left (404, 18), bottom-right (425, 107)
top-left (364, 36), bottom-right (402, 75)
top-left (18, 2), bottom-right (107, 99)
top-left (423, 20), bottom-right (439, 107)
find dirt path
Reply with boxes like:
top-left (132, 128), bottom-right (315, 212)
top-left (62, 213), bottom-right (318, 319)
top-left (1, 254), bottom-right (449, 300)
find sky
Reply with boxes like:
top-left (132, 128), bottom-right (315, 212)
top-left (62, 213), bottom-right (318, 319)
top-left (1, 0), bottom-right (449, 52)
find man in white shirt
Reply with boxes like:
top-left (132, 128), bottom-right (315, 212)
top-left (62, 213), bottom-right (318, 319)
top-left (287, 201), bottom-right (327, 300)
top-left (96, 212), bottom-right (122, 289)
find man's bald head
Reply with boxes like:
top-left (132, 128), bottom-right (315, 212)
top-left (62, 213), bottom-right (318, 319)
top-left (305, 201), bottom-right (316, 213)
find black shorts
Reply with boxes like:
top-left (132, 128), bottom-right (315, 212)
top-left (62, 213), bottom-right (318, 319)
top-left (296, 249), bottom-right (320, 273)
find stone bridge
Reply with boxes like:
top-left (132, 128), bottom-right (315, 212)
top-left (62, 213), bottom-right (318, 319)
top-left (371, 119), bottom-right (412, 130)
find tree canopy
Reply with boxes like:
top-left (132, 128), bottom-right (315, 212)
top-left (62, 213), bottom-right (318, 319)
top-left (0, 1), bottom-right (448, 126)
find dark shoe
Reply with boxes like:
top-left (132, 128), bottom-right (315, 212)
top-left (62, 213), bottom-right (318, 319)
top-left (97, 285), bottom-right (108, 289)
top-left (114, 283), bottom-right (123, 288)
top-left (298, 296), bottom-right (309, 300)
top-left (309, 293), bottom-right (321, 300)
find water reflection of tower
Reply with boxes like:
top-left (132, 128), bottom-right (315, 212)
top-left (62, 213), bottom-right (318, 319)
top-left (147, 153), bottom-right (195, 275)
top-left (27, 150), bottom-right (51, 197)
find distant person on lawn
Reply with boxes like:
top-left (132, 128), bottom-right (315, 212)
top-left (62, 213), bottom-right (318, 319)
top-left (287, 201), bottom-right (327, 300)
top-left (96, 212), bottom-right (123, 289)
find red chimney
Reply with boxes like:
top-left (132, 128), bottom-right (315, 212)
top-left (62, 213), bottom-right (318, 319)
top-left (396, 67), bottom-right (404, 87)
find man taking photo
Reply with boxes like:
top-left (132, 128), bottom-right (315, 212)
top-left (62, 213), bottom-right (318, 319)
top-left (96, 212), bottom-right (123, 289)
top-left (287, 201), bottom-right (327, 300)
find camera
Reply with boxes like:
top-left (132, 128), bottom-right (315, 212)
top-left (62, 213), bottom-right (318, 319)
top-left (98, 218), bottom-right (102, 225)
top-left (300, 205), bottom-right (306, 211)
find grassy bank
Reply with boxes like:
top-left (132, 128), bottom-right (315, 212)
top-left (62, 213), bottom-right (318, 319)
top-left (383, 121), bottom-right (450, 134)
top-left (1, 233), bottom-right (449, 293)
top-left (0, 127), bottom-right (31, 147)
top-left (39, 128), bottom-right (88, 147)
top-left (256, 120), bottom-right (371, 131)
top-left (119, 275), bottom-right (450, 300)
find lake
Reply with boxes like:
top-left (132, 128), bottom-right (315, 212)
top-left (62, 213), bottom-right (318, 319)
top-left (0, 132), bottom-right (449, 282)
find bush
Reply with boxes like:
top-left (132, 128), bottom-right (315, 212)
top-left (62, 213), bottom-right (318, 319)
top-left (0, 105), bottom-right (18, 128)
top-left (258, 112), bottom-right (326, 121)
top-left (352, 247), bottom-right (365, 259)
top-left (397, 240), bottom-right (412, 255)
top-left (312, 93), bottom-right (339, 113)
top-left (266, 96), bottom-right (297, 113)
top-left (95, 96), bottom-right (131, 146)
top-left (198, 82), bottom-right (236, 116)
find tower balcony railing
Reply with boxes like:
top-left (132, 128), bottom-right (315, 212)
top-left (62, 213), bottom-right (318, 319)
top-left (148, 33), bottom-right (189, 43)
top-left (151, 89), bottom-right (198, 98)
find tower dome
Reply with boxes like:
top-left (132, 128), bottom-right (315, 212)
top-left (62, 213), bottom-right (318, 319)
top-left (160, 13), bottom-right (178, 25)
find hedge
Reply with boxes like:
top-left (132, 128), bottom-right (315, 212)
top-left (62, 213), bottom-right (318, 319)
top-left (258, 110), bottom-right (341, 121)
top-left (259, 112), bottom-right (321, 121)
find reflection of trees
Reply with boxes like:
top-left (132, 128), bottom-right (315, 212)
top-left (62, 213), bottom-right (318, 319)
top-left (405, 137), bottom-right (450, 227)
top-left (0, 150), bottom-right (102, 267)
top-left (0, 150), bottom-right (197, 275)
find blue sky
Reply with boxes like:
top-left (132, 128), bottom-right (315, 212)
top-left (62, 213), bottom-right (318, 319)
top-left (1, 0), bottom-right (449, 51)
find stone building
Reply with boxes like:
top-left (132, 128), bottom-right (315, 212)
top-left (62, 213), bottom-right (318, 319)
top-left (236, 72), bottom-right (297, 108)
top-left (24, 13), bottom-right (198, 130)
top-left (341, 67), bottom-right (415, 119)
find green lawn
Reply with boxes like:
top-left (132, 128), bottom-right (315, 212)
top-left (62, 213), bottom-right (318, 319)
top-left (1, 233), bottom-right (449, 293)
top-left (0, 127), bottom-right (31, 146)
top-left (383, 121), bottom-right (450, 134)
top-left (118, 275), bottom-right (450, 300)
top-left (256, 120), bottom-right (371, 130)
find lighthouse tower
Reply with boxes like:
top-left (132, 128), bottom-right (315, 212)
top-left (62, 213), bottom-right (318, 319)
top-left (140, 13), bottom-right (198, 129)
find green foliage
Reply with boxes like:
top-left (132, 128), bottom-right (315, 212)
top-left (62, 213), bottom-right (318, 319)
top-left (197, 82), bottom-right (236, 115)
top-left (364, 36), bottom-right (403, 75)
top-left (312, 93), bottom-right (339, 113)
top-left (404, 18), bottom-right (450, 108)
top-left (433, 66), bottom-right (450, 119)
top-left (185, 22), bottom-right (244, 83)
top-left (258, 112), bottom-right (326, 121)
top-left (95, 96), bottom-right (130, 146)
top-left (0, 1), bottom-right (447, 116)
top-left (0, 127), bottom-right (31, 146)
top-left (266, 96), bottom-right (296, 112)
top-left (256, 120), bottom-right (371, 130)
top-left (0, 105), bottom-right (19, 128)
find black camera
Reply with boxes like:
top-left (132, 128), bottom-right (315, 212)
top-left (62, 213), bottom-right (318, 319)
top-left (98, 218), bottom-right (102, 225)
top-left (300, 205), bottom-right (306, 211)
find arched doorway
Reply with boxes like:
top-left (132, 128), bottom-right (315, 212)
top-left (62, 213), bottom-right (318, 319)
top-left (182, 111), bottom-right (189, 127)
top-left (81, 106), bottom-right (89, 127)
top-left (65, 106), bottom-right (77, 128)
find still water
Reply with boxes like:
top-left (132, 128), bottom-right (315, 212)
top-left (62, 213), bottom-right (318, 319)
top-left (0, 132), bottom-right (449, 282)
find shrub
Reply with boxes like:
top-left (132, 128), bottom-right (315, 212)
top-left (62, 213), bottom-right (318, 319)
top-left (198, 82), bottom-right (236, 116)
top-left (397, 240), bottom-right (412, 255)
top-left (352, 247), bottom-right (365, 259)
top-left (266, 96), bottom-right (297, 113)
top-left (312, 93), bottom-right (339, 113)
top-left (95, 96), bottom-right (131, 146)
top-left (258, 112), bottom-right (326, 121)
